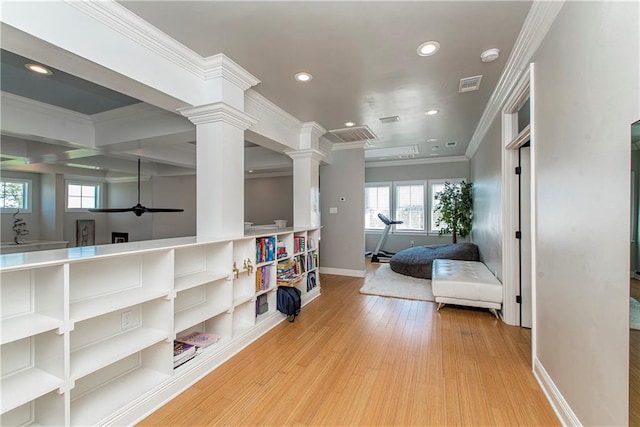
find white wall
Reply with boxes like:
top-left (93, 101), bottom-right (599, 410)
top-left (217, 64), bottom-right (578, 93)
top-left (244, 175), bottom-right (293, 226)
top-left (364, 160), bottom-right (470, 253)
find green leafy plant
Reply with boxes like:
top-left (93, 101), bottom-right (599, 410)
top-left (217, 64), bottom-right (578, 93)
top-left (434, 181), bottom-right (473, 243)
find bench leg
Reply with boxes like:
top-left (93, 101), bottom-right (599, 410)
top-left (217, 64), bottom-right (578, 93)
top-left (489, 308), bottom-right (499, 319)
top-left (437, 302), bottom-right (445, 312)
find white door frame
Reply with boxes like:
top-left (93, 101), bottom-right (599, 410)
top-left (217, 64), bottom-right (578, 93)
top-left (501, 63), bottom-right (538, 362)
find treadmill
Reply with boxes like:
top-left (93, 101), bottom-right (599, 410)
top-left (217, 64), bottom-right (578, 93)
top-left (371, 213), bottom-right (403, 263)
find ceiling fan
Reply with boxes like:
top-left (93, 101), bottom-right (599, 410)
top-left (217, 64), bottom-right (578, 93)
top-left (89, 159), bottom-right (184, 216)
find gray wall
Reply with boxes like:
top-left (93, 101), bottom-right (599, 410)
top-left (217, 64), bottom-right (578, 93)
top-left (244, 175), bottom-right (293, 226)
top-left (632, 150), bottom-right (640, 275)
top-left (469, 2), bottom-right (639, 424)
top-left (152, 175), bottom-right (196, 239)
top-left (320, 148), bottom-right (365, 274)
top-left (469, 119), bottom-right (503, 280)
top-left (532, 2), bottom-right (637, 424)
top-left (364, 160), bottom-right (470, 253)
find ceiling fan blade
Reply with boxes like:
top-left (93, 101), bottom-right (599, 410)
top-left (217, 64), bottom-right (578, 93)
top-left (88, 208), bottom-right (134, 213)
top-left (143, 208), bottom-right (185, 213)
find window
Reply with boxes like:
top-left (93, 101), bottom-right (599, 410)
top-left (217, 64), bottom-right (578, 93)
top-left (429, 178), bottom-right (464, 234)
top-left (1, 178), bottom-right (30, 211)
top-left (365, 183), bottom-right (391, 229)
top-left (394, 182), bottom-right (425, 231)
top-left (67, 182), bottom-right (101, 210)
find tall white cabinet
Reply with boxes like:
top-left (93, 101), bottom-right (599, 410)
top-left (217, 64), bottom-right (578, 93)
top-left (0, 227), bottom-right (321, 426)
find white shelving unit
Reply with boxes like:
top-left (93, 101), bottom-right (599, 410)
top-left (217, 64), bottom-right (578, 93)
top-left (0, 228), bottom-right (320, 426)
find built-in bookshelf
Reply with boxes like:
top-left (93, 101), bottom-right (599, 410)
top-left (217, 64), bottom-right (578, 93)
top-left (0, 228), bottom-right (320, 426)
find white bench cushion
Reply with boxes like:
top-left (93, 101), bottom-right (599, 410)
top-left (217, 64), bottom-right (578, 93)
top-left (432, 259), bottom-right (502, 310)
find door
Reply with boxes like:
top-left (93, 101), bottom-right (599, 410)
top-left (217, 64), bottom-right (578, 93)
top-left (519, 144), bottom-right (532, 328)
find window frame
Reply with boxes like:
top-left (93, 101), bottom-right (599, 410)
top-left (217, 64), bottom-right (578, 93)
top-left (428, 178), bottom-right (465, 235)
top-left (364, 182), bottom-right (392, 232)
top-left (392, 180), bottom-right (427, 233)
top-left (65, 180), bottom-right (103, 212)
top-left (0, 178), bottom-right (32, 213)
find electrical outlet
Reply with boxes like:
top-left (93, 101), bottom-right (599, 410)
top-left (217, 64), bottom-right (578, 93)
top-left (410, 240), bottom-right (414, 247)
top-left (121, 310), bottom-right (133, 329)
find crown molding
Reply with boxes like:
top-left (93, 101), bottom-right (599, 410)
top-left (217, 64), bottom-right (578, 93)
top-left (245, 89), bottom-right (302, 130)
top-left (178, 102), bottom-right (258, 130)
top-left (365, 155), bottom-right (468, 168)
top-left (66, 0), bottom-right (259, 90)
top-left (465, 0), bottom-right (565, 159)
top-left (332, 141), bottom-right (366, 151)
top-left (301, 122), bottom-right (327, 139)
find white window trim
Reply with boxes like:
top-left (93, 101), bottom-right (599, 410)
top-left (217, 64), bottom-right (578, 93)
top-left (65, 180), bottom-right (103, 212)
top-left (364, 181), bottom-right (392, 231)
top-left (427, 178), bottom-right (465, 235)
top-left (393, 180), bottom-right (427, 233)
top-left (0, 178), bottom-right (32, 213)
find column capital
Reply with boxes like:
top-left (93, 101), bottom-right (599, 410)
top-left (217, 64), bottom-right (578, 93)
top-left (203, 54), bottom-right (261, 90)
top-left (286, 148), bottom-right (326, 163)
top-left (178, 102), bottom-right (258, 130)
top-left (300, 121), bottom-right (327, 139)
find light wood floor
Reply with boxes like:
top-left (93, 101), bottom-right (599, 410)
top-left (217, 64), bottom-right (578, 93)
top-left (139, 264), bottom-right (559, 426)
top-left (631, 279), bottom-right (640, 426)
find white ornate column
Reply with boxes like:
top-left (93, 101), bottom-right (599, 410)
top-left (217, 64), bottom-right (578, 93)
top-left (287, 122), bottom-right (326, 227)
top-left (179, 56), bottom-right (259, 239)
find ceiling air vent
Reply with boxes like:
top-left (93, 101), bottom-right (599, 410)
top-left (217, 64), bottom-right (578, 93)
top-left (328, 125), bottom-right (377, 143)
top-left (378, 115), bottom-right (400, 123)
top-left (459, 75), bottom-right (482, 93)
top-left (445, 141), bottom-right (457, 147)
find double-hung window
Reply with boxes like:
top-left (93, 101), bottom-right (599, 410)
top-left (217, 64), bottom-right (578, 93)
top-left (0, 178), bottom-right (31, 212)
top-left (66, 181), bottom-right (101, 211)
top-left (394, 182), bottom-right (425, 231)
top-left (365, 183), bottom-right (391, 230)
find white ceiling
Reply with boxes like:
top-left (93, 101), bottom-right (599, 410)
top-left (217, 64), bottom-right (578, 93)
top-left (1, 1), bottom-right (533, 177)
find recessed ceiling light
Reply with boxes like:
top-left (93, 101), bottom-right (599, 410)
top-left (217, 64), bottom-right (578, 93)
top-left (25, 63), bottom-right (52, 75)
top-left (417, 41), bottom-right (440, 57)
top-left (427, 138), bottom-right (438, 142)
top-left (294, 72), bottom-right (312, 82)
top-left (425, 109), bottom-right (439, 116)
top-left (480, 48), bottom-right (501, 63)
top-left (345, 122), bottom-right (355, 127)
top-left (248, 170), bottom-right (254, 173)
top-left (432, 146), bottom-right (439, 151)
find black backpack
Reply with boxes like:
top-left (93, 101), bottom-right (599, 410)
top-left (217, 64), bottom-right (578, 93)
top-left (277, 286), bottom-right (301, 322)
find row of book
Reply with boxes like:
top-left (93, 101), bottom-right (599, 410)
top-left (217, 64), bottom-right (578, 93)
top-left (255, 265), bottom-right (272, 292)
top-left (294, 236), bottom-right (305, 254)
top-left (307, 271), bottom-right (318, 292)
top-left (307, 251), bottom-right (318, 271)
top-left (173, 331), bottom-right (221, 368)
top-left (256, 236), bottom-right (276, 264)
top-left (276, 241), bottom-right (288, 259)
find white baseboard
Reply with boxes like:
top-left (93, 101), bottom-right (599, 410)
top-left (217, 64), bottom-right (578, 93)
top-left (319, 267), bottom-right (365, 277)
top-left (533, 357), bottom-right (582, 426)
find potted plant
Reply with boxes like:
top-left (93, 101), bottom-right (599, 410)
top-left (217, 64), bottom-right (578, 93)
top-left (434, 181), bottom-right (473, 243)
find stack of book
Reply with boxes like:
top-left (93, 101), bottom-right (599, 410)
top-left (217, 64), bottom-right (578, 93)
top-left (277, 258), bottom-right (300, 286)
top-left (306, 251), bottom-right (318, 270)
top-left (174, 332), bottom-right (221, 368)
top-left (294, 254), bottom-right (306, 275)
top-left (173, 341), bottom-right (197, 368)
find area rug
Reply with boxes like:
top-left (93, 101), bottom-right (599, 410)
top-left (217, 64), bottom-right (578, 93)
top-left (360, 264), bottom-right (434, 301)
top-left (631, 297), bottom-right (640, 331)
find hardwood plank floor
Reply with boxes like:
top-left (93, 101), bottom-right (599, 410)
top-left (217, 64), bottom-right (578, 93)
top-left (139, 265), bottom-right (559, 426)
